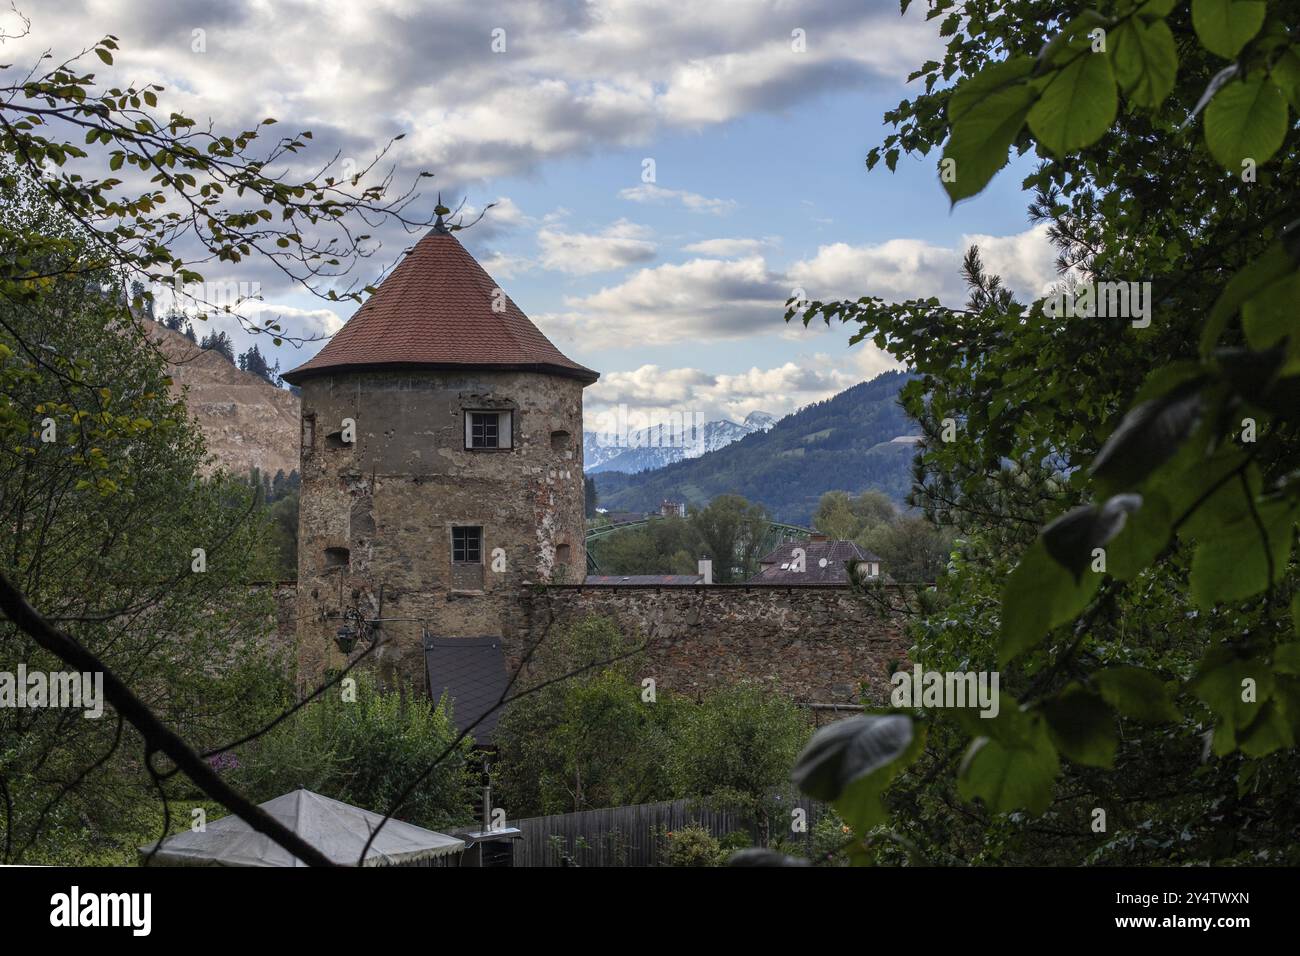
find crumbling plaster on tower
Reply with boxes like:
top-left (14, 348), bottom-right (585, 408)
top-left (294, 368), bottom-right (587, 684)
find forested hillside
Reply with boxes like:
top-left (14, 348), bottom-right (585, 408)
top-left (592, 371), bottom-right (918, 524)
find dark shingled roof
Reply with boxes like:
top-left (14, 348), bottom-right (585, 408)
top-left (749, 540), bottom-right (881, 585)
top-left (423, 635), bottom-right (508, 744)
top-left (583, 574), bottom-right (704, 585)
top-left (283, 228), bottom-right (598, 386)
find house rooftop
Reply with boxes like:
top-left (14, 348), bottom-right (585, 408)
top-left (283, 226), bottom-right (598, 386)
top-left (748, 539), bottom-right (881, 585)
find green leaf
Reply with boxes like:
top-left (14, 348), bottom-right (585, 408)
top-left (792, 714), bottom-right (925, 833)
top-left (1189, 499), bottom-right (1296, 607)
top-left (1271, 46), bottom-right (1300, 111)
top-left (1238, 700), bottom-right (1295, 756)
top-left (1203, 76), bottom-right (1289, 169)
top-left (952, 693), bottom-right (1035, 747)
top-left (1036, 12), bottom-right (1109, 68)
top-left (832, 723), bottom-right (926, 833)
top-left (1214, 345), bottom-right (1288, 403)
top-left (1090, 382), bottom-right (1203, 494)
top-left (95, 47), bottom-right (113, 65)
top-left (1241, 271), bottom-right (1300, 350)
top-left (791, 713), bottom-right (914, 802)
top-left (1131, 361), bottom-right (1211, 408)
top-left (1176, 455), bottom-right (1260, 541)
top-left (957, 721), bottom-right (1060, 815)
top-left (942, 79), bottom-right (1037, 202)
top-left (1094, 665), bottom-right (1180, 721)
top-left (1190, 646), bottom-right (1273, 739)
top-left (1042, 494), bottom-right (1142, 580)
top-left (1113, 18), bottom-right (1178, 108)
top-left (1191, 0), bottom-right (1266, 60)
top-left (1273, 643), bottom-right (1300, 675)
top-left (1201, 241), bottom-right (1298, 356)
top-left (1104, 490), bottom-right (1172, 579)
top-left (1040, 685), bottom-right (1117, 767)
top-left (948, 56), bottom-right (1035, 123)
top-left (1134, 0), bottom-right (1180, 18)
top-left (1027, 48), bottom-right (1118, 155)
top-left (999, 538), bottom-right (1101, 664)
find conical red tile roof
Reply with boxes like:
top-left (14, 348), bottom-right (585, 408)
top-left (282, 229), bottom-right (598, 385)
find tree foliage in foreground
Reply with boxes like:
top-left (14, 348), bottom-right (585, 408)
top-left (789, 0), bottom-right (1300, 864)
top-left (0, 163), bottom-right (292, 863)
top-left (0, 19), bottom-right (455, 864)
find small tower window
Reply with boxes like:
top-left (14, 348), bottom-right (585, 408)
top-left (451, 526), bottom-right (484, 591)
top-left (452, 526), bottom-right (483, 563)
top-left (465, 410), bottom-right (512, 450)
top-left (324, 547), bottom-right (349, 571)
top-left (550, 429), bottom-right (571, 452)
top-left (555, 543), bottom-right (571, 565)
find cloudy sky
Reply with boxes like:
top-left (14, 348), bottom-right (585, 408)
top-left (8, 0), bottom-right (1058, 424)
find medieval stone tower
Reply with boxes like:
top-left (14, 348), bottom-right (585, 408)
top-left (282, 221), bottom-right (599, 685)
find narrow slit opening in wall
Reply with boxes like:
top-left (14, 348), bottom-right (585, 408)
top-left (301, 414), bottom-right (316, 453)
top-left (556, 543), bottom-right (571, 565)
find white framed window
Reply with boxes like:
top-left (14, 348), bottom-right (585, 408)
top-left (452, 526), bottom-right (483, 563)
top-left (465, 410), bottom-right (512, 449)
top-left (451, 525), bottom-right (485, 591)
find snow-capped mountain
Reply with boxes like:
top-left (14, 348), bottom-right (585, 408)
top-left (584, 410), bottom-right (777, 474)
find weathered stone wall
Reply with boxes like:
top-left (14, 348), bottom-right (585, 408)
top-left (515, 584), bottom-right (912, 705)
top-left (295, 369), bottom-right (587, 683)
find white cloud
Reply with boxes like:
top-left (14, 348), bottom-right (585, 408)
top-left (619, 183), bottom-right (737, 215)
top-left (546, 255), bottom-right (790, 348)
top-left (12, 1), bottom-right (938, 195)
top-left (540, 225), bottom-right (1058, 351)
top-left (961, 223), bottom-right (1060, 298)
top-left (584, 353), bottom-right (898, 424)
top-left (681, 237), bottom-right (777, 257)
top-left (789, 238), bottom-right (961, 302)
top-left (789, 224), bottom-right (1058, 305)
top-left (478, 251), bottom-right (536, 280)
top-left (537, 219), bottom-right (657, 274)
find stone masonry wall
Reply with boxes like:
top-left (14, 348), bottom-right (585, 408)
top-left (515, 584), bottom-right (912, 706)
top-left (295, 369), bottom-right (587, 685)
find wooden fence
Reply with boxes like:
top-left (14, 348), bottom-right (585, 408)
top-left (510, 796), bottom-right (826, 867)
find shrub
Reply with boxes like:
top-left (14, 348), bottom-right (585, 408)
top-left (230, 671), bottom-right (477, 831)
top-left (663, 824), bottom-right (724, 867)
top-left (495, 617), bottom-right (681, 815)
top-left (667, 683), bottom-right (811, 844)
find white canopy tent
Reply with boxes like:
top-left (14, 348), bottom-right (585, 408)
top-left (140, 788), bottom-right (465, 867)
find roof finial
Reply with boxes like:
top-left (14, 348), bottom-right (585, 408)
top-left (432, 191), bottom-right (450, 235)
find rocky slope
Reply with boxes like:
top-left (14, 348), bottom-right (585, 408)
top-left (143, 320), bottom-right (300, 478)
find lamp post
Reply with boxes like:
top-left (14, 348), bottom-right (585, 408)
top-left (334, 613), bottom-right (430, 654)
